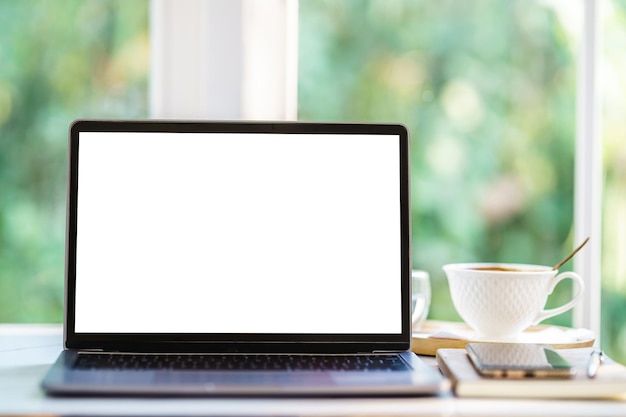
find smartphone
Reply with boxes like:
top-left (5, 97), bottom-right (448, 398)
top-left (466, 343), bottom-right (575, 379)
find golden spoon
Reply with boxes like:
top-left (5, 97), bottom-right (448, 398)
top-left (552, 237), bottom-right (590, 271)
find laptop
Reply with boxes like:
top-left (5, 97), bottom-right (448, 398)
top-left (41, 119), bottom-right (445, 396)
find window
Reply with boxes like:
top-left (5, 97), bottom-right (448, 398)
top-left (2, 0), bottom-right (624, 365)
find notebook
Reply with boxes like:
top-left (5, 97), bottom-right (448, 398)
top-left (437, 347), bottom-right (626, 399)
top-left (41, 119), bottom-right (446, 396)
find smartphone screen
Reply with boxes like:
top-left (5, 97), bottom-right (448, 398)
top-left (466, 343), bottom-right (575, 378)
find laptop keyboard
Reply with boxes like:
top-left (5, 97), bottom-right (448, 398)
top-left (73, 353), bottom-right (410, 372)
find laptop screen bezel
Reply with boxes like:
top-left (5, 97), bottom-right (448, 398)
top-left (64, 119), bottom-right (412, 353)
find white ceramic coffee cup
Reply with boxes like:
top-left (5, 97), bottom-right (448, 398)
top-left (443, 263), bottom-right (584, 339)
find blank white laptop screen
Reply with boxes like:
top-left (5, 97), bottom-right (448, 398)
top-left (74, 131), bottom-right (402, 334)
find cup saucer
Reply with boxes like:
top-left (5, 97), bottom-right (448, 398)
top-left (411, 320), bottom-right (595, 356)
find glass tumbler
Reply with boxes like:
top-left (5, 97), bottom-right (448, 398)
top-left (411, 270), bottom-right (431, 332)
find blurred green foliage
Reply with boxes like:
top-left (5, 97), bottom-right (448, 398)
top-left (299, 0), bottom-right (577, 322)
top-left (0, 0), bottom-right (148, 322)
top-left (600, 0), bottom-right (626, 363)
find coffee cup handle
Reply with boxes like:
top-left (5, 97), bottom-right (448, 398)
top-left (532, 271), bottom-right (585, 325)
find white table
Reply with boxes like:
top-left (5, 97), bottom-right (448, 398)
top-left (1, 324), bottom-right (625, 416)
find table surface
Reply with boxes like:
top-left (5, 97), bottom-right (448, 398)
top-left (1, 324), bottom-right (625, 417)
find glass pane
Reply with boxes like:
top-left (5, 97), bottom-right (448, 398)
top-left (0, 0), bottom-right (149, 322)
top-left (601, 0), bottom-right (626, 364)
top-left (299, 1), bottom-right (580, 326)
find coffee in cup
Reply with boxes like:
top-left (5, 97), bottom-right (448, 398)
top-left (442, 263), bottom-right (584, 340)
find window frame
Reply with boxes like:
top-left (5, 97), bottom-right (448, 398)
top-left (149, 0), bottom-right (298, 120)
top-left (574, 0), bottom-right (602, 339)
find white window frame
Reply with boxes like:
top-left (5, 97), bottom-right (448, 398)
top-left (149, 0), bottom-right (298, 120)
top-left (149, 0), bottom-right (603, 340)
top-left (574, 0), bottom-right (602, 340)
